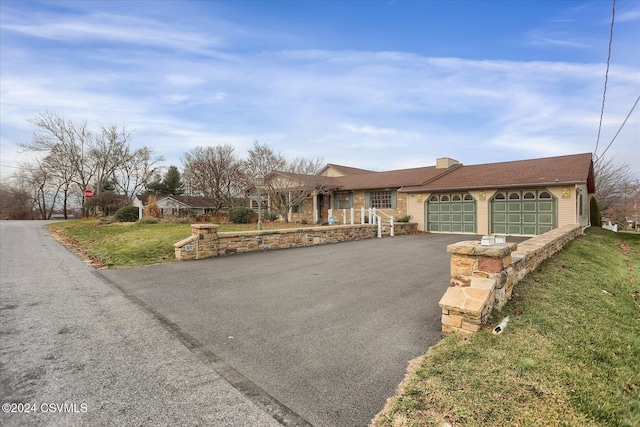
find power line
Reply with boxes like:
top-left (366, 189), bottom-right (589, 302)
top-left (597, 95), bottom-right (640, 161)
top-left (594, 0), bottom-right (616, 156)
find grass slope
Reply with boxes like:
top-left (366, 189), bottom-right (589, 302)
top-left (48, 220), bottom-right (192, 268)
top-left (47, 219), bottom-right (318, 268)
top-left (372, 227), bottom-right (639, 427)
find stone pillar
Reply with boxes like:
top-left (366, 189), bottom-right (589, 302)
top-left (439, 240), bottom-right (517, 334)
top-left (192, 224), bottom-right (219, 259)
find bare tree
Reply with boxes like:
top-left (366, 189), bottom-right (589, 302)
top-left (20, 112), bottom-right (163, 214)
top-left (0, 178), bottom-right (33, 220)
top-left (594, 156), bottom-right (637, 226)
top-left (244, 141), bottom-right (287, 186)
top-left (19, 159), bottom-right (63, 220)
top-left (182, 145), bottom-right (247, 213)
top-left (20, 111), bottom-right (95, 204)
top-left (264, 156), bottom-right (327, 223)
top-left (91, 125), bottom-right (131, 196)
top-left (112, 146), bottom-right (164, 201)
top-left (42, 148), bottom-right (77, 218)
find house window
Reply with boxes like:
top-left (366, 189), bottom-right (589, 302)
top-left (335, 192), bottom-right (353, 209)
top-left (370, 191), bottom-right (393, 209)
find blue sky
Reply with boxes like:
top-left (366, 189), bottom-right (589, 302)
top-left (1, 0), bottom-right (639, 180)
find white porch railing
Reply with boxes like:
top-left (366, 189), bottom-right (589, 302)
top-left (373, 209), bottom-right (394, 238)
top-left (327, 207), bottom-right (394, 238)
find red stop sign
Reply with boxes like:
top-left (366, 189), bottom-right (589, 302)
top-left (84, 189), bottom-right (94, 199)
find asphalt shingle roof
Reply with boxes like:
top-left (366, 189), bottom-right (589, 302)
top-left (273, 153), bottom-right (594, 193)
top-left (401, 153), bottom-right (595, 193)
top-left (330, 165), bottom-right (455, 190)
top-left (321, 164), bottom-right (375, 176)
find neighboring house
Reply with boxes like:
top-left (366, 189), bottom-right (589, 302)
top-left (133, 194), bottom-right (218, 217)
top-left (259, 152), bottom-right (595, 236)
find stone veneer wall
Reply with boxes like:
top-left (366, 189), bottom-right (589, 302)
top-left (438, 224), bottom-right (583, 334)
top-left (174, 222), bottom-right (418, 261)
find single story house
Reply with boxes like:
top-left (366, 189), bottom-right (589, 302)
top-left (133, 194), bottom-right (218, 217)
top-left (260, 152), bottom-right (595, 236)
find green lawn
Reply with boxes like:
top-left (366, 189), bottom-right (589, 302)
top-left (46, 219), bottom-right (308, 268)
top-left (372, 227), bottom-right (639, 427)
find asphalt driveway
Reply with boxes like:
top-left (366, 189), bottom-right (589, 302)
top-left (98, 233), bottom-right (482, 426)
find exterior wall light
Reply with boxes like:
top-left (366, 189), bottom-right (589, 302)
top-left (561, 187), bottom-right (570, 198)
top-left (416, 194), bottom-right (422, 202)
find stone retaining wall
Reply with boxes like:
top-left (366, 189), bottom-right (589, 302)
top-left (438, 224), bottom-right (583, 334)
top-left (174, 222), bottom-right (418, 261)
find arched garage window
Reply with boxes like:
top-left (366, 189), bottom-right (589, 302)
top-left (540, 191), bottom-right (552, 199)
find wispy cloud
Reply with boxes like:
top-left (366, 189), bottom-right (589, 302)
top-left (613, 9), bottom-right (640, 23)
top-left (2, 13), bottom-right (218, 53)
top-left (527, 35), bottom-right (589, 49)
top-left (1, 1), bottom-right (638, 178)
top-left (342, 124), bottom-right (399, 137)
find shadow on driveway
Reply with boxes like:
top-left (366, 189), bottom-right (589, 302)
top-left (98, 233), bottom-right (505, 426)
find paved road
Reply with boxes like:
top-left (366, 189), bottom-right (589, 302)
top-left (99, 231), bottom-right (473, 426)
top-left (1, 221), bottom-right (517, 426)
top-left (0, 221), bottom-right (281, 427)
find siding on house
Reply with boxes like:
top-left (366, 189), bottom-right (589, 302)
top-left (552, 187), bottom-right (574, 229)
top-left (264, 153), bottom-right (595, 236)
top-left (552, 184), bottom-right (590, 229)
top-left (407, 185), bottom-right (588, 236)
top-left (472, 190), bottom-right (494, 235)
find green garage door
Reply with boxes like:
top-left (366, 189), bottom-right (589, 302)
top-left (427, 193), bottom-right (476, 233)
top-left (491, 190), bottom-right (556, 235)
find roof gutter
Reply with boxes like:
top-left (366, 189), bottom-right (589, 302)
top-left (399, 180), bottom-right (589, 193)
